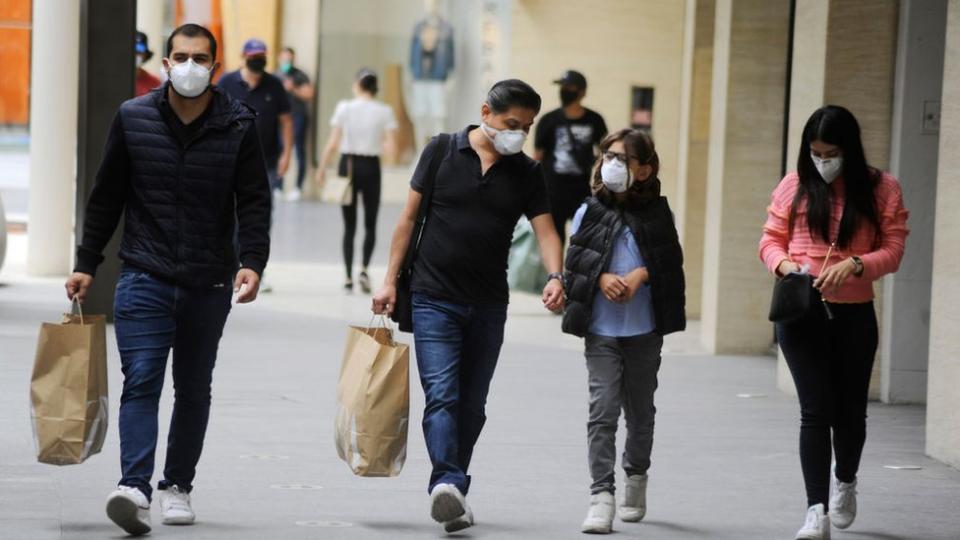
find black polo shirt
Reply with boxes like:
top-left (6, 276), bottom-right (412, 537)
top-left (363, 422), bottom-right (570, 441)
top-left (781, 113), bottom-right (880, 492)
top-left (218, 70), bottom-right (290, 166)
top-left (410, 126), bottom-right (550, 305)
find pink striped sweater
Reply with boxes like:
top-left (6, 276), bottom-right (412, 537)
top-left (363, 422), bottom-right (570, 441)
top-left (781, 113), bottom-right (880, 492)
top-left (758, 171), bottom-right (909, 303)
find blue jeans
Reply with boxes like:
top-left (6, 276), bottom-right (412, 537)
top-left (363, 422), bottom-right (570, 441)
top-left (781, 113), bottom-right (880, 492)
top-left (293, 112), bottom-right (308, 189)
top-left (412, 293), bottom-right (508, 495)
top-left (114, 267), bottom-right (232, 500)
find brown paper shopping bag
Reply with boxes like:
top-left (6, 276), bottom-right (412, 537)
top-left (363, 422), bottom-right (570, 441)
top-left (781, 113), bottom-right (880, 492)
top-left (30, 300), bottom-right (109, 465)
top-left (334, 319), bottom-right (410, 477)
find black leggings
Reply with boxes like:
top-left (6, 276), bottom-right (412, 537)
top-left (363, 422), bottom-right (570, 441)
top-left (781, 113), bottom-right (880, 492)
top-left (340, 154), bottom-right (381, 279)
top-left (776, 287), bottom-right (878, 509)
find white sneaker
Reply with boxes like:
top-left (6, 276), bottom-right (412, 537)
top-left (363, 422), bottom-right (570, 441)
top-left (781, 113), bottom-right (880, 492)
top-left (829, 477), bottom-right (857, 529)
top-left (796, 503), bottom-right (830, 540)
top-left (581, 491), bottom-right (615, 534)
top-left (285, 189), bottom-right (302, 202)
top-left (443, 501), bottom-right (474, 533)
top-left (159, 485), bottom-right (195, 525)
top-left (105, 486), bottom-right (151, 536)
top-left (430, 483), bottom-right (466, 523)
top-left (620, 474), bottom-right (647, 522)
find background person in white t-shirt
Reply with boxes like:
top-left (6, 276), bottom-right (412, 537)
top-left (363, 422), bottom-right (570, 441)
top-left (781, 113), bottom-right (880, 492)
top-left (317, 68), bottom-right (399, 293)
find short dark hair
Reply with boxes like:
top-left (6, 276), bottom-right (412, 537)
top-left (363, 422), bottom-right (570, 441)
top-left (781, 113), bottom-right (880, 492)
top-left (166, 23), bottom-right (218, 60)
top-left (282, 46), bottom-right (295, 56)
top-left (356, 68), bottom-right (378, 96)
top-left (486, 79), bottom-right (541, 114)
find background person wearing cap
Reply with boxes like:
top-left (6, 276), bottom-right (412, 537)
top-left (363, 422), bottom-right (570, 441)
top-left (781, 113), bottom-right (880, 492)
top-left (219, 38), bottom-right (293, 197)
top-left (134, 31), bottom-right (161, 97)
top-left (534, 70), bottom-right (608, 246)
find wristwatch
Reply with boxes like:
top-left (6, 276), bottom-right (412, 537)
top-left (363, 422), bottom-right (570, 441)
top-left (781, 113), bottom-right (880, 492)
top-left (547, 272), bottom-right (564, 285)
top-left (851, 256), bottom-right (864, 276)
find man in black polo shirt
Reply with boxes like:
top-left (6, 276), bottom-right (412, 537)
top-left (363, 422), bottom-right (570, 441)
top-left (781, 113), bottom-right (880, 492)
top-left (372, 80), bottom-right (564, 533)
top-left (64, 24), bottom-right (271, 535)
top-left (219, 38), bottom-right (293, 197)
top-left (534, 70), bottom-right (607, 245)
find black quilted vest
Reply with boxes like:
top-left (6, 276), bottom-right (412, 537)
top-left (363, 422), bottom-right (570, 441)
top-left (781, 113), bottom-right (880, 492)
top-left (562, 196), bottom-right (686, 337)
top-left (117, 85), bottom-right (256, 287)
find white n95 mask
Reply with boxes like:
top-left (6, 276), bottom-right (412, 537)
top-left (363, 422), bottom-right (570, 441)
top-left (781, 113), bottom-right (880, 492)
top-left (481, 123), bottom-right (527, 156)
top-left (168, 59), bottom-right (212, 98)
top-left (600, 158), bottom-right (632, 193)
top-left (811, 154), bottom-right (843, 184)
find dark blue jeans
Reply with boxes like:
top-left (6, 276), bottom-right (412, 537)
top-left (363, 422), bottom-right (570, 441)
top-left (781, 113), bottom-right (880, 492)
top-left (114, 268), bottom-right (232, 500)
top-left (412, 293), bottom-right (508, 495)
top-left (293, 113), bottom-right (308, 189)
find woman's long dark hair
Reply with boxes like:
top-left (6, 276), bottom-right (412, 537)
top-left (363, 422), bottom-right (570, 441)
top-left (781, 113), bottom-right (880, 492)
top-left (790, 105), bottom-right (881, 248)
top-left (592, 128), bottom-right (661, 209)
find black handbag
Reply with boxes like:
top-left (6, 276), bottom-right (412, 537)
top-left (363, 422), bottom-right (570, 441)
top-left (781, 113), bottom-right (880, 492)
top-left (392, 133), bottom-right (451, 333)
top-left (768, 271), bottom-right (813, 323)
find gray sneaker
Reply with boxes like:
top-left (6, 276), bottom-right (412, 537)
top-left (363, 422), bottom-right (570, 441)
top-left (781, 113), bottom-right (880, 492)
top-left (106, 486), bottom-right (151, 536)
top-left (429, 483), bottom-right (466, 523)
top-left (443, 503), bottom-right (474, 533)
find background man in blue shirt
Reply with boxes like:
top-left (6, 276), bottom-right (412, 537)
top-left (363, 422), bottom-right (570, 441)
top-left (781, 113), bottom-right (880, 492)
top-left (219, 38), bottom-right (293, 196)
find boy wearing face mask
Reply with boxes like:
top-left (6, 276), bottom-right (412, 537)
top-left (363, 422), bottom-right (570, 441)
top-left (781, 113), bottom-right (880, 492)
top-left (533, 70), bottom-right (608, 245)
top-left (219, 39), bottom-right (293, 197)
top-left (65, 24), bottom-right (272, 536)
top-left (372, 79), bottom-right (564, 533)
top-left (562, 129), bottom-right (685, 535)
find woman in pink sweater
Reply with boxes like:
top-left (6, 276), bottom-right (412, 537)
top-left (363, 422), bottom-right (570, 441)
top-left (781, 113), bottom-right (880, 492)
top-left (758, 106), bottom-right (908, 540)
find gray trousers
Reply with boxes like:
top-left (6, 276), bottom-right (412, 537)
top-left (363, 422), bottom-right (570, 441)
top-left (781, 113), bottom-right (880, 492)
top-left (585, 333), bottom-right (663, 494)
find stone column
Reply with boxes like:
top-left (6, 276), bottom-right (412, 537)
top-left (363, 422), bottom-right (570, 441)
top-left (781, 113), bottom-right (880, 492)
top-left (927, 0), bottom-right (960, 470)
top-left (676, 0), bottom-right (714, 320)
top-left (776, 0), bottom-right (899, 396)
top-left (882, 0), bottom-right (948, 404)
top-left (26, 0), bottom-right (80, 276)
top-left (699, 0), bottom-right (790, 354)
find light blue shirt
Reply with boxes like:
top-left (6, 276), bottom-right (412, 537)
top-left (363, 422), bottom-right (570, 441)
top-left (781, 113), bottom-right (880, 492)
top-left (570, 203), bottom-right (656, 337)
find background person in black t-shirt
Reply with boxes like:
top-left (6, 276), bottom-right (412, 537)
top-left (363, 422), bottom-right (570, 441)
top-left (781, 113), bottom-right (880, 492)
top-left (534, 70), bottom-right (608, 245)
top-left (372, 80), bottom-right (564, 534)
top-left (277, 47), bottom-right (314, 201)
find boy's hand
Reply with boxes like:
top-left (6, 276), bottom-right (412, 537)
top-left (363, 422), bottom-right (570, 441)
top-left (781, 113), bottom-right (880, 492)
top-left (599, 273), bottom-right (628, 303)
top-left (622, 267), bottom-right (649, 301)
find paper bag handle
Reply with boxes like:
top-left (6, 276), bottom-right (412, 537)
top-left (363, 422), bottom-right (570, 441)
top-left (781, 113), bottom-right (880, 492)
top-left (367, 314), bottom-right (396, 345)
top-left (70, 296), bottom-right (85, 325)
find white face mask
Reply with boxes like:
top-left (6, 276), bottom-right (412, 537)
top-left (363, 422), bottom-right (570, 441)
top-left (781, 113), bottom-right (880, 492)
top-left (811, 153), bottom-right (843, 184)
top-left (600, 158), bottom-right (632, 193)
top-left (167, 58), bottom-right (212, 99)
top-left (481, 122), bottom-right (527, 156)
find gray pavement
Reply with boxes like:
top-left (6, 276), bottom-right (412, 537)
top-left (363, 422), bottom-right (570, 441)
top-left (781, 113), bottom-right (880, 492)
top-left (2, 201), bottom-right (959, 540)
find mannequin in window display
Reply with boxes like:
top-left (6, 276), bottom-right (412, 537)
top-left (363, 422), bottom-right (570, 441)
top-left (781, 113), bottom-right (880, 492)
top-left (409, 0), bottom-right (454, 148)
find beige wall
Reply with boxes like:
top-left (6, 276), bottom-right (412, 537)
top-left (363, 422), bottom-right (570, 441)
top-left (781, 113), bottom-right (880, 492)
top-left (136, 0), bottom-right (167, 75)
top-left (311, 0), bottom-right (452, 158)
top-left (221, 0), bottom-right (282, 72)
top-left (700, 0), bottom-right (790, 354)
top-left (927, 0), bottom-right (960, 470)
top-left (676, 0), bottom-right (714, 319)
top-left (510, 0), bottom-right (687, 203)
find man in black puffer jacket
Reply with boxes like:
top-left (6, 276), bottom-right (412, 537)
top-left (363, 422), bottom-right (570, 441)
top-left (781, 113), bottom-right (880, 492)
top-left (64, 24), bottom-right (270, 536)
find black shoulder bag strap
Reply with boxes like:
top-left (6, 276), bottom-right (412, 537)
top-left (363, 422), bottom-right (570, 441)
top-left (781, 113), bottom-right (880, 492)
top-left (392, 133), bottom-right (451, 330)
top-left (404, 133), bottom-right (450, 272)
